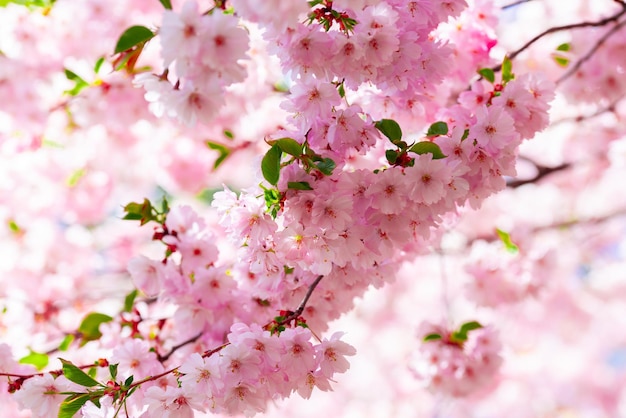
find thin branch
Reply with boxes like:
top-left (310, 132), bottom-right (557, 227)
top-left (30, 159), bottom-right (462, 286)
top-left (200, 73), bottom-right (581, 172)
top-left (157, 332), bottom-right (203, 362)
top-left (463, 207), bottom-right (626, 248)
top-left (532, 207), bottom-right (626, 233)
top-left (507, 163), bottom-right (570, 188)
top-left (492, 5), bottom-right (626, 72)
top-left (501, 0), bottom-right (535, 10)
top-left (278, 275), bottom-right (324, 326)
top-left (556, 18), bottom-right (626, 85)
top-left (551, 96), bottom-right (623, 126)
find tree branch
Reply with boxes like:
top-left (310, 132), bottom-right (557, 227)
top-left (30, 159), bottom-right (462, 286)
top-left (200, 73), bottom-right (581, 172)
top-left (556, 18), bottom-right (626, 85)
top-left (551, 96), bottom-right (623, 126)
top-left (157, 332), bottom-right (203, 362)
top-left (501, 0), bottom-right (534, 10)
top-left (492, 5), bottom-right (626, 72)
top-left (277, 275), bottom-right (324, 326)
top-left (507, 162), bottom-right (570, 188)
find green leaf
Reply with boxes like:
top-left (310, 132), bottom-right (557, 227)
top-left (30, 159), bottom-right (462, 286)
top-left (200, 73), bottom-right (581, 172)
top-left (315, 158), bottom-right (336, 176)
top-left (556, 42), bottom-right (570, 52)
top-left (338, 83), bottom-right (345, 98)
top-left (502, 55), bottom-right (514, 83)
top-left (273, 80), bottom-right (289, 93)
top-left (64, 69), bottom-right (87, 84)
top-left (273, 138), bottom-right (302, 158)
top-left (553, 55), bottom-right (569, 67)
top-left (206, 141), bottom-right (231, 170)
top-left (459, 321), bottom-right (483, 335)
top-left (64, 69), bottom-right (89, 96)
top-left (223, 129), bottom-right (234, 139)
top-left (160, 195), bottom-right (170, 215)
top-left (386, 149), bottom-right (399, 165)
top-left (287, 181), bottom-right (313, 191)
top-left (461, 129), bottom-right (470, 141)
top-left (496, 228), bottom-right (519, 253)
top-left (409, 141), bottom-right (447, 159)
top-left (263, 187), bottom-right (282, 218)
top-left (8, 219), bottom-right (20, 234)
top-left (58, 393), bottom-right (92, 418)
top-left (423, 333), bottom-right (442, 342)
top-left (58, 334), bottom-right (74, 352)
top-left (19, 350), bottom-right (49, 370)
top-left (124, 376), bottom-right (134, 387)
top-left (114, 26), bottom-right (155, 54)
top-left (122, 213), bottom-right (143, 221)
top-left (66, 168), bottom-right (85, 187)
top-left (123, 289), bottom-right (138, 313)
top-left (122, 198), bottom-right (154, 225)
top-left (60, 359), bottom-right (101, 387)
top-left (158, 0), bottom-right (172, 9)
top-left (0, 0), bottom-right (55, 8)
top-left (477, 68), bottom-right (495, 83)
top-left (426, 121), bottom-right (449, 137)
top-left (450, 321), bottom-right (484, 344)
top-left (109, 364), bottom-right (118, 380)
top-left (261, 144), bottom-right (282, 186)
top-left (78, 312), bottom-right (113, 343)
top-left (375, 119), bottom-right (403, 142)
top-left (94, 57), bottom-right (105, 74)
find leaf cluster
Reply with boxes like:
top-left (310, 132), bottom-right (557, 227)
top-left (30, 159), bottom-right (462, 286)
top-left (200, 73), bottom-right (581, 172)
top-left (375, 119), bottom-right (447, 168)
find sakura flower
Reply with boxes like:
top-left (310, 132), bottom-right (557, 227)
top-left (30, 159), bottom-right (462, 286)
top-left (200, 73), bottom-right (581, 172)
top-left (316, 331), bottom-right (357, 378)
top-left (219, 342), bottom-right (263, 384)
top-left (200, 11), bottom-right (249, 80)
top-left (410, 321), bottom-right (502, 397)
top-left (310, 188), bottom-right (354, 231)
top-left (365, 167), bottom-right (411, 215)
top-left (167, 81), bottom-right (224, 126)
top-left (409, 153), bottom-right (452, 204)
top-left (279, 327), bottom-right (317, 376)
top-left (178, 352), bottom-right (224, 396)
top-left (281, 78), bottom-right (341, 128)
top-left (470, 104), bottom-right (519, 153)
top-left (14, 375), bottom-right (77, 418)
top-left (160, 0), bottom-right (204, 70)
top-left (141, 385), bottom-right (205, 418)
top-left (133, 73), bottom-right (172, 118)
top-left (221, 383), bottom-right (267, 417)
top-left (354, 3), bottom-right (400, 67)
top-left (175, 234), bottom-right (219, 274)
top-left (127, 255), bottom-right (168, 297)
top-left (296, 370), bottom-right (333, 400)
top-left (111, 339), bottom-right (163, 380)
top-left (227, 323), bottom-right (284, 364)
top-left (165, 205), bottom-right (206, 238)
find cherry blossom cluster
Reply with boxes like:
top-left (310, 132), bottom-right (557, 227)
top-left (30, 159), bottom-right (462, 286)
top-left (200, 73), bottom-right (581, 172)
top-left (553, 2), bottom-right (626, 102)
top-left (0, 0), bottom-right (576, 416)
top-left (136, 1), bottom-right (250, 125)
top-left (212, 68), bottom-right (554, 336)
top-left (165, 325), bottom-right (355, 417)
top-left (464, 239), bottom-right (558, 306)
top-left (410, 321), bottom-right (502, 397)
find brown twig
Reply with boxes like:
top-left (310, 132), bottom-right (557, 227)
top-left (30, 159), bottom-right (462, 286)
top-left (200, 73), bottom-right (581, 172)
top-left (492, 5), bottom-right (626, 72)
top-left (501, 0), bottom-right (535, 10)
top-left (556, 18), bottom-right (626, 85)
top-left (507, 162), bottom-right (570, 188)
top-left (550, 96), bottom-right (623, 126)
top-left (157, 332), bottom-right (203, 362)
top-left (276, 275), bottom-right (324, 326)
